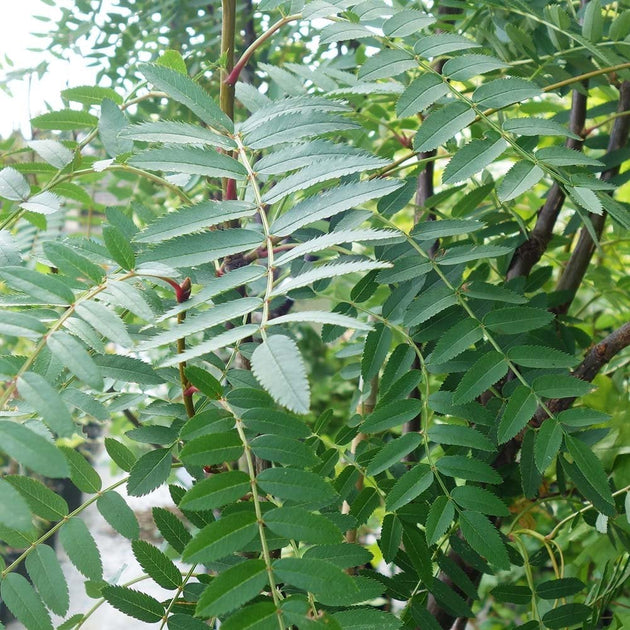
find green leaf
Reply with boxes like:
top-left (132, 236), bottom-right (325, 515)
top-left (140, 64), bottom-right (232, 133)
top-left (414, 102), bottom-right (475, 152)
top-left (0, 478), bottom-right (33, 531)
top-left (153, 507), bottom-right (191, 553)
top-left (508, 345), bottom-right (577, 368)
top-left (303, 543), bottom-right (372, 569)
top-left (0, 166), bottom-right (31, 200)
top-left (413, 219), bottom-right (485, 240)
top-left (18, 372), bottom-right (76, 437)
top-left (196, 559), bottom-right (268, 617)
top-left (582, 0), bottom-right (603, 41)
top-left (127, 448), bottom-right (173, 497)
top-left (251, 335), bottom-right (310, 415)
top-left (534, 418), bottom-right (563, 472)
top-left (333, 608), bottom-right (402, 630)
top-left (182, 512), bottom-right (258, 563)
top-left (459, 511), bottom-right (509, 570)
top-left (453, 352), bottom-right (508, 404)
top-left (0, 267), bottom-right (74, 305)
top-left (99, 98), bottom-right (133, 157)
top-left (402, 524), bottom-right (432, 582)
top-left (0, 573), bottom-right (53, 630)
top-left (103, 225), bottom-right (136, 270)
top-left (97, 491), bottom-right (140, 540)
top-left (537, 577), bottom-right (585, 599)
top-left (384, 10), bottom-right (435, 37)
top-left (361, 399), bottom-right (422, 433)
top-left (31, 109), bottom-right (98, 131)
top-left (414, 34), bottom-right (480, 58)
top-left (319, 22), bottom-right (374, 44)
top-left (101, 280), bottom-right (154, 322)
top-left (498, 162), bottom-right (544, 201)
top-left (436, 456), bottom-right (502, 484)
top-left (366, 433), bottom-right (422, 475)
top-left (120, 120), bottom-right (236, 150)
top-left (43, 241), bottom-right (104, 284)
top-left (250, 435), bottom-right (319, 468)
top-left (242, 409), bottom-right (310, 439)
top-left (497, 386), bottom-right (538, 444)
top-left (5, 476), bottom-right (68, 521)
top-left (0, 421), bottom-right (69, 477)
top-left (92, 354), bottom-right (162, 385)
top-left (271, 179), bottom-right (402, 236)
top-left (361, 323), bottom-right (392, 382)
top-left (220, 602), bottom-right (278, 630)
top-left (484, 307), bottom-right (553, 334)
top-left (533, 375), bottom-right (593, 399)
top-left (536, 146), bottom-right (603, 167)
top-left (28, 140), bottom-right (73, 169)
top-left (132, 539), bottom-right (181, 589)
top-left (557, 408), bottom-right (610, 428)
top-left (425, 496), bottom-right (455, 546)
top-left (59, 517), bottom-right (103, 580)
top-left (442, 54), bottom-right (508, 81)
top-left (180, 471), bottom-right (250, 511)
top-left (59, 446), bottom-right (102, 493)
top-left (61, 85), bottom-right (122, 105)
top-left (358, 50), bottom-right (416, 82)
top-left (491, 584), bottom-right (532, 604)
top-left (180, 432), bottom-right (243, 467)
top-left (429, 424), bottom-right (495, 452)
top-left (541, 603), bottom-right (592, 629)
top-left (565, 434), bottom-right (614, 511)
top-left (102, 585), bottom-right (165, 623)
top-left (273, 557), bottom-right (358, 605)
top-left (265, 506), bottom-right (342, 544)
top-left (437, 244), bottom-right (513, 265)
top-left (269, 310), bottom-right (373, 332)
top-left (257, 468), bottom-right (339, 507)
top-left (503, 117), bottom-right (581, 139)
top-left (75, 300), bottom-right (131, 348)
top-left (380, 514), bottom-right (402, 563)
top-left (25, 545), bottom-right (69, 616)
top-left (129, 146), bottom-right (246, 180)
top-left (46, 331), bottom-right (104, 390)
top-left (520, 429), bottom-right (542, 499)
top-left (450, 485), bottom-right (510, 521)
top-left (568, 185), bottom-right (603, 215)
top-left (0, 312), bottom-right (46, 339)
top-left (430, 319), bottom-right (482, 365)
top-left (167, 614), bottom-right (210, 630)
top-left (104, 438), bottom-right (136, 472)
top-left (443, 137), bottom-right (507, 184)
top-left (473, 78), bottom-right (541, 109)
top-left (139, 228), bottom-right (262, 269)
top-left (404, 285), bottom-right (458, 327)
top-left (385, 464), bottom-right (434, 512)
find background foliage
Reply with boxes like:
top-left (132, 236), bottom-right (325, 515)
top-left (0, 0), bottom-right (629, 629)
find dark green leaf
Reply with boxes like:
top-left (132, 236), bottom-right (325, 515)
top-left (257, 468), bottom-right (339, 508)
top-left (534, 419), bottom-right (563, 472)
top-left (451, 486), bottom-right (509, 517)
top-left (0, 573), bottom-right (53, 630)
top-left (153, 507), bottom-right (191, 553)
top-left (459, 511), bottom-right (509, 570)
top-left (414, 102), bottom-right (475, 152)
top-left (97, 491), bottom-right (140, 540)
top-left (180, 432), bottom-right (242, 467)
top-left (25, 545), bottom-right (69, 616)
top-left (436, 456), bottom-right (502, 484)
top-left (59, 446), bottom-right (101, 493)
top-left (59, 517), bottom-right (103, 580)
top-left (132, 539), bottom-right (181, 589)
top-left (542, 603), bottom-right (592, 629)
top-left (453, 352), bottom-right (508, 404)
top-left (180, 471), bottom-right (250, 511)
top-left (265, 507), bottom-right (342, 544)
top-left (536, 577), bottom-right (585, 599)
top-left (386, 464), bottom-right (434, 512)
top-left (498, 386), bottom-right (538, 444)
top-left (102, 585), bottom-right (164, 623)
top-left (5, 475), bottom-right (68, 521)
top-left (127, 448), bottom-right (173, 496)
top-left (425, 496), bottom-right (455, 546)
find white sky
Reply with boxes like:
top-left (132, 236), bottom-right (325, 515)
top-left (0, 0), bottom-right (102, 138)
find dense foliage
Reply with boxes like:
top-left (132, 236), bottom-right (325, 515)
top-left (0, 0), bottom-right (629, 628)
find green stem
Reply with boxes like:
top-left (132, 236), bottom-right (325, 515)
top-left (158, 564), bottom-right (198, 629)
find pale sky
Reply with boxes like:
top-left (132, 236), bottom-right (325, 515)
top-left (0, 0), bottom-right (103, 138)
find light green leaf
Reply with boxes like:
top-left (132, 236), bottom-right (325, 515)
top-left (28, 140), bottom-right (73, 169)
top-left (453, 351), bottom-right (508, 404)
top-left (5, 475), bottom-right (68, 521)
top-left (451, 486), bottom-right (509, 516)
top-left (101, 585), bottom-right (164, 623)
top-left (442, 54), bottom-right (508, 81)
top-left (100, 280), bottom-right (153, 321)
top-left (59, 517), bottom-right (103, 580)
top-left (362, 322), bottom-right (392, 382)
top-left (459, 510), bottom-right (510, 570)
top-left (442, 137), bottom-right (507, 184)
top-left (319, 22), bottom-right (374, 44)
top-left (25, 545), bottom-right (69, 616)
top-left (184, 366), bottom-right (222, 400)
top-left (43, 241), bottom-right (104, 284)
top-left (139, 64), bottom-right (233, 133)
top-left (180, 471), bottom-right (250, 511)
top-left (251, 334), bottom-right (310, 414)
top-left (414, 34), bottom-right (480, 58)
top-left (99, 98), bottom-right (133, 157)
top-left (93, 354), bottom-right (162, 384)
top-left (129, 146), bottom-right (246, 179)
top-left (358, 50), bottom-right (416, 82)
top-left (568, 186), bottom-right (603, 215)
top-left (46, 331), bottom-right (103, 390)
top-left (182, 512), bottom-right (258, 563)
top-left (386, 464), bottom-right (434, 512)
top-left (61, 85), bottom-right (122, 105)
top-left (425, 496), bottom-right (455, 546)
top-left (366, 433), bottom-right (422, 476)
top-left (0, 311), bottom-right (47, 340)
top-left (503, 117), bottom-right (581, 139)
top-left (265, 506), bottom-right (342, 544)
top-left (384, 10), bottom-right (435, 37)
top-left (396, 74), bottom-right (449, 118)
top-left (139, 228), bottom-right (262, 269)
top-left (414, 102), bottom-right (475, 152)
top-left (0, 167), bottom-right (31, 201)
top-left (180, 431), bottom-right (243, 467)
top-left (132, 539), bottom-right (181, 590)
top-left (0, 267), bottom-right (74, 305)
top-left (497, 386), bottom-right (538, 444)
top-left (97, 491), bottom-right (140, 539)
top-left (0, 573), bottom-right (53, 630)
top-left (0, 421), bottom-right (69, 477)
top-left (196, 559), bottom-right (268, 618)
top-left (257, 468), bottom-right (339, 507)
top-left (103, 224), bottom-right (136, 270)
top-left (436, 456), bottom-right (502, 484)
top-left (268, 310), bottom-right (372, 332)
top-left (272, 179), bottom-right (402, 236)
top-left (59, 446), bottom-right (102, 493)
top-left (536, 146), bottom-right (603, 167)
top-left (31, 109), bottom-right (98, 131)
top-left (120, 121), bottom-right (236, 150)
top-left (484, 306), bottom-right (554, 334)
top-left (473, 78), bottom-right (541, 109)
top-left (20, 191), bottom-right (62, 215)
top-left (18, 372), bottom-right (75, 437)
top-left (0, 478), bottom-right (33, 532)
top-left (303, 543), bottom-right (372, 569)
top-left (127, 448), bottom-right (172, 497)
top-left (428, 424), bottom-right (495, 452)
